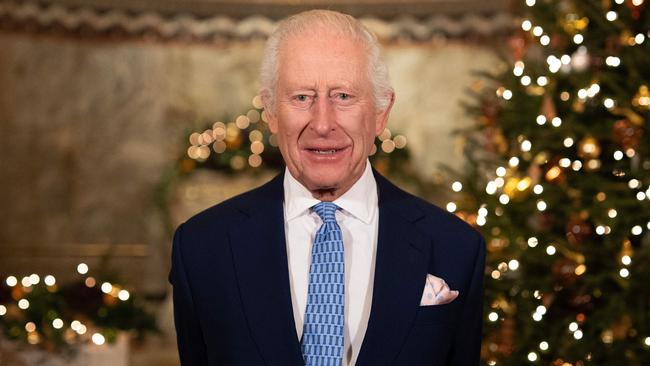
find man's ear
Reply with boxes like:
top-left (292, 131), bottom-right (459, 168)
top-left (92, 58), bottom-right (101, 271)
top-left (261, 90), bottom-right (279, 134)
top-left (375, 91), bottom-right (395, 135)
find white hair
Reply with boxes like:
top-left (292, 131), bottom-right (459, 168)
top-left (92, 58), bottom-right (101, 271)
top-left (259, 9), bottom-right (393, 112)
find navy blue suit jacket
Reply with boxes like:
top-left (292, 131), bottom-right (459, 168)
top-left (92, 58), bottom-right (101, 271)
top-left (170, 170), bottom-right (485, 365)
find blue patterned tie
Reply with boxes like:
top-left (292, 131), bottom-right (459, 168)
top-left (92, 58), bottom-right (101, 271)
top-left (302, 202), bottom-right (345, 366)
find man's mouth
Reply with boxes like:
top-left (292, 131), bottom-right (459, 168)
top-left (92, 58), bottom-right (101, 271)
top-left (307, 148), bottom-right (342, 155)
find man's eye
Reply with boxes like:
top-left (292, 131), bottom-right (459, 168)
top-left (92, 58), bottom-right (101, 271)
top-left (338, 93), bottom-right (350, 100)
top-left (296, 95), bottom-right (310, 102)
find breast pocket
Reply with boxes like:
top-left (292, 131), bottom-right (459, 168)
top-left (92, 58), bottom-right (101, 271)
top-left (413, 300), bottom-right (460, 326)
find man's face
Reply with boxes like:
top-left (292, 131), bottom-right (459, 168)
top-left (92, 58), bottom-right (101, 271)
top-left (266, 32), bottom-right (393, 200)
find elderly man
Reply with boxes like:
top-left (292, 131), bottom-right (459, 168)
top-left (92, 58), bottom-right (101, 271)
top-left (170, 9), bottom-right (485, 366)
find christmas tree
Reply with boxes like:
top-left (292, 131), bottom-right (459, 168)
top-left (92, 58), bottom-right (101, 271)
top-left (450, 0), bottom-right (650, 365)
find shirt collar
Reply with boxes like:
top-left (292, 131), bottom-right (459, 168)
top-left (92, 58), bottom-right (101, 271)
top-left (283, 160), bottom-right (377, 224)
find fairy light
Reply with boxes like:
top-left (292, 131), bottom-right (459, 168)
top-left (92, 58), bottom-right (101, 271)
top-left (71, 320), bottom-right (81, 331)
top-left (508, 259), bottom-right (520, 270)
top-left (537, 76), bottom-right (548, 86)
top-left (514, 61), bottom-right (525, 76)
top-left (101, 282), bottom-right (113, 294)
top-left (603, 98), bottom-right (615, 108)
top-left (452, 181), bottom-right (463, 192)
top-left (533, 184), bottom-right (543, 194)
top-left (588, 83), bottom-right (601, 97)
top-left (533, 312), bottom-right (543, 321)
top-left (44, 275), bottom-right (56, 286)
top-left (521, 140), bottom-right (532, 152)
top-left (77, 263), bottom-right (89, 275)
top-left (551, 117), bottom-right (562, 127)
top-left (118, 290), bottom-right (130, 301)
top-left (526, 0), bottom-right (536, 6)
top-left (521, 75), bottom-right (532, 86)
top-left (572, 160), bottom-right (583, 171)
top-left (626, 148), bottom-right (636, 157)
top-left (578, 89), bottom-right (588, 99)
top-left (547, 55), bottom-right (562, 73)
top-left (52, 318), bottom-right (64, 329)
top-left (546, 245), bottom-right (556, 255)
top-left (533, 26), bottom-right (543, 37)
top-left (636, 192), bottom-right (646, 200)
top-left (644, 337), bottom-right (650, 346)
top-left (632, 225), bottom-right (642, 235)
top-left (635, 33), bottom-right (645, 44)
top-left (6, 276), bottom-right (17, 287)
top-left (606, 56), bottom-right (621, 67)
top-left (25, 322), bottom-right (36, 332)
top-left (536, 115), bottom-right (546, 125)
top-left (503, 89), bottom-right (513, 100)
top-left (488, 312), bottom-right (499, 322)
top-left (539, 341), bottom-right (549, 351)
top-left (622, 255), bottom-right (632, 265)
top-left (446, 202), bottom-right (457, 212)
top-left (563, 137), bottom-right (574, 147)
top-left (18, 299), bottom-right (30, 309)
top-left (528, 237), bottom-right (539, 247)
top-left (0, 305), bottom-right (6, 316)
top-left (596, 225), bottom-right (606, 235)
top-left (574, 330), bottom-right (584, 340)
top-left (620, 268), bottom-right (630, 278)
top-left (608, 209), bottom-right (617, 218)
top-left (536, 200), bottom-right (547, 211)
top-left (486, 181), bottom-right (498, 195)
top-left (606, 11), bottom-right (618, 21)
top-left (29, 274), bottom-right (40, 285)
top-left (499, 194), bottom-right (510, 205)
top-left (508, 157), bottom-right (520, 167)
top-left (496, 167), bottom-right (507, 177)
top-left (573, 34), bottom-right (584, 44)
top-left (569, 322), bottom-right (579, 332)
top-left (613, 150), bottom-right (624, 160)
top-left (560, 158), bottom-right (571, 168)
top-left (528, 352), bottom-right (538, 361)
top-left (92, 333), bottom-right (106, 346)
top-left (476, 216), bottom-right (487, 226)
top-left (21, 276), bottom-right (31, 287)
top-left (522, 20), bottom-right (533, 31)
top-left (478, 207), bottom-right (488, 217)
top-left (540, 35), bottom-right (550, 46)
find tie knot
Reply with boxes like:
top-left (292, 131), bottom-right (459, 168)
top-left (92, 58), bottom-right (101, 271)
top-left (313, 202), bottom-right (339, 223)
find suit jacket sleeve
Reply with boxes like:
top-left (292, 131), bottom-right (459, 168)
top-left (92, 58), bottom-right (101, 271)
top-left (169, 223), bottom-right (210, 365)
top-left (449, 235), bottom-right (486, 366)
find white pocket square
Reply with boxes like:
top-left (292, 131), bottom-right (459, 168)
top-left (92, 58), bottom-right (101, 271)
top-left (419, 274), bottom-right (459, 306)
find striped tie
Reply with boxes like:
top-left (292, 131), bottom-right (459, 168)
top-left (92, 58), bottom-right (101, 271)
top-left (301, 202), bottom-right (345, 366)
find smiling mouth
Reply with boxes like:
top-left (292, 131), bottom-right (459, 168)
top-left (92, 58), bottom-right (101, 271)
top-left (307, 148), bottom-right (342, 154)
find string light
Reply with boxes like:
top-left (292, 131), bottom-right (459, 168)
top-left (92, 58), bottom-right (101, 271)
top-left (563, 138), bottom-right (574, 147)
top-left (446, 202), bottom-right (457, 212)
top-left (631, 225), bottom-right (642, 235)
top-left (18, 299), bottom-right (30, 309)
top-left (620, 268), bottom-right (630, 278)
top-left (605, 56), bottom-right (621, 67)
top-left (533, 184), bottom-right (543, 194)
top-left (452, 181), bottom-right (463, 192)
top-left (52, 318), bottom-right (64, 329)
top-left (522, 20), bottom-right (533, 31)
top-left (573, 34), bottom-right (584, 44)
top-left (6, 276), bottom-right (17, 287)
top-left (29, 274), bottom-right (40, 285)
top-left (551, 117), bottom-right (562, 127)
top-left (603, 98), bottom-right (615, 108)
top-left (0, 305), bottom-right (6, 316)
top-left (77, 263), bottom-right (89, 275)
top-left (92, 333), bottom-right (106, 345)
top-left (546, 245), bottom-right (556, 255)
top-left (533, 26), bottom-right (544, 37)
top-left (606, 11), bottom-right (618, 21)
top-left (118, 289), bottom-right (130, 301)
top-left (528, 352), bottom-right (538, 361)
top-left (488, 312), bottom-right (499, 321)
top-left (44, 275), bottom-right (56, 286)
top-left (101, 282), bottom-right (113, 294)
top-left (536, 115), bottom-right (547, 125)
top-left (613, 151), bottom-right (623, 160)
top-left (539, 341), bottom-right (549, 351)
top-left (528, 237), bottom-right (539, 247)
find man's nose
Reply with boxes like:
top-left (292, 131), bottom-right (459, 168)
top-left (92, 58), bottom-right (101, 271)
top-left (309, 96), bottom-right (335, 135)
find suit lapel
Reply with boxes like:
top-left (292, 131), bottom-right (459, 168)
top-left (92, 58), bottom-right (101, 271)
top-left (355, 172), bottom-right (431, 366)
top-left (229, 173), bottom-right (304, 366)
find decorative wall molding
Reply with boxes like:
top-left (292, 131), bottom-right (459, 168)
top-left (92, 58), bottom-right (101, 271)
top-left (0, 0), bottom-right (513, 42)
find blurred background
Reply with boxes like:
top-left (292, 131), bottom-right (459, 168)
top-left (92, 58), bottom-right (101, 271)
top-left (1, 0), bottom-right (649, 365)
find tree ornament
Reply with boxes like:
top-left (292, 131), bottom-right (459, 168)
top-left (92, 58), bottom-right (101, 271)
top-left (552, 257), bottom-right (579, 286)
top-left (571, 46), bottom-right (590, 72)
top-left (612, 119), bottom-right (644, 149)
top-left (577, 136), bottom-right (601, 159)
top-left (541, 94), bottom-right (557, 120)
top-left (631, 85), bottom-right (650, 111)
top-left (566, 217), bottom-right (592, 244)
top-left (626, 0), bottom-right (646, 20)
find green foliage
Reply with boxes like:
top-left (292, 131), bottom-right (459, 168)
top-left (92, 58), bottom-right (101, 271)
top-left (452, 1), bottom-right (650, 365)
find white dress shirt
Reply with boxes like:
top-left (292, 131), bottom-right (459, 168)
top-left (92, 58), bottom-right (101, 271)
top-left (283, 160), bottom-right (379, 366)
